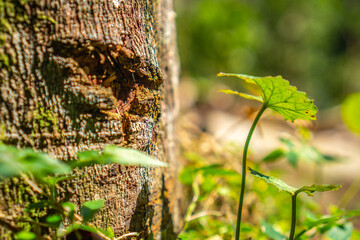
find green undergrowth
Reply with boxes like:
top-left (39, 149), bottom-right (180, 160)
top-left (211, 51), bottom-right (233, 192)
top-left (178, 131), bottom-right (360, 240)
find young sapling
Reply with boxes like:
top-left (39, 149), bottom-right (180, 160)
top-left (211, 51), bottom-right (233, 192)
top-left (249, 168), bottom-right (341, 240)
top-left (218, 73), bottom-right (318, 240)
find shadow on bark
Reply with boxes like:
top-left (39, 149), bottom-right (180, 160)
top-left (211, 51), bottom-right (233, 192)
top-left (129, 180), bottom-right (154, 239)
top-left (160, 174), bottom-right (176, 239)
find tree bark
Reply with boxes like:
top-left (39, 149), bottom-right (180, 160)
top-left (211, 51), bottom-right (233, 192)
top-left (0, 0), bottom-right (179, 239)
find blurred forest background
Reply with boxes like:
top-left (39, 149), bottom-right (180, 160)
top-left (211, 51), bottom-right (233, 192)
top-left (175, 0), bottom-right (360, 239)
top-left (176, 0), bottom-right (360, 107)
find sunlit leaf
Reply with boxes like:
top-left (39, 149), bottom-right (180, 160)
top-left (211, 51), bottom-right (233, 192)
top-left (249, 168), bottom-right (341, 196)
top-left (70, 150), bottom-right (103, 169)
top-left (218, 73), bottom-right (318, 122)
top-left (295, 184), bottom-right (341, 197)
top-left (46, 214), bottom-right (62, 228)
top-left (102, 145), bottom-right (168, 167)
top-left (15, 231), bottom-right (36, 240)
top-left (249, 168), bottom-right (297, 194)
top-left (219, 89), bottom-right (262, 102)
top-left (80, 199), bottom-right (104, 223)
top-left (71, 146), bottom-right (168, 168)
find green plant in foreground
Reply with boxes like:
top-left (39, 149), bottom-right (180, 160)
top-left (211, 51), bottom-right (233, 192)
top-left (249, 168), bottom-right (341, 240)
top-left (0, 142), bottom-right (167, 239)
top-left (218, 72), bottom-right (322, 240)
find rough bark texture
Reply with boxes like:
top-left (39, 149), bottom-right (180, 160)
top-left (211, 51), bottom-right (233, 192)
top-left (0, 0), bottom-right (179, 239)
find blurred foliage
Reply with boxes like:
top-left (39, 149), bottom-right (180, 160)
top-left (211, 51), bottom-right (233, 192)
top-left (0, 142), bottom-right (163, 239)
top-left (341, 91), bottom-right (360, 134)
top-left (176, 0), bottom-right (360, 108)
top-left (262, 134), bottom-right (339, 169)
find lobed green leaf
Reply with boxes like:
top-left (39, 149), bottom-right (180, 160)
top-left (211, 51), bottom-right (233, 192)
top-left (295, 184), bottom-right (341, 197)
top-left (249, 168), bottom-right (297, 194)
top-left (249, 168), bottom-right (341, 196)
top-left (218, 73), bottom-right (318, 122)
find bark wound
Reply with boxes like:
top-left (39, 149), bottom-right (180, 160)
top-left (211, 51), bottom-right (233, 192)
top-left (48, 40), bottom-right (163, 150)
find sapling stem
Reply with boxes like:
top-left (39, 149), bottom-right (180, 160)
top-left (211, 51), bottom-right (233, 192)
top-left (235, 104), bottom-right (267, 240)
top-left (289, 194), bottom-right (298, 240)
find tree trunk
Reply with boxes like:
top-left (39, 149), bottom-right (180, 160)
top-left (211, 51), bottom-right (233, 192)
top-left (0, 0), bottom-right (179, 239)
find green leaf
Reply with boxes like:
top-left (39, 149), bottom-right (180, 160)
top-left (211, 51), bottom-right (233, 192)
top-left (279, 137), bottom-right (340, 167)
top-left (295, 184), bottom-right (341, 196)
top-left (218, 73), bottom-right (318, 122)
top-left (19, 150), bottom-right (71, 177)
top-left (261, 220), bottom-right (286, 240)
top-left (296, 210), bottom-right (360, 239)
top-left (46, 214), bottom-right (62, 228)
top-left (44, 175), bottom-right (82, 187)
top-left (249, 168), bottom-right (297, 195)
top-left (303, 215), bottom-right (341, 230)
top-left (0, 144), bottom-right (23, 178)
top-left (15, 231), bottom-right (36, 240)
top-left (70, 150), bottom-right (103, 169)
top-left (328, 223), bottom-right (353, 240)
top-left (71, 146), bottom-right (168, 169)
top-left (341, 92), bottom-right (360, 134)
top-left (58, 223), bottom-right (114, 238)
top-left (0, 156), bottom-right (22, 178)
top-left (249, 168), bottom-right (341, 196)
top-left (80, 199), bottom-right (104, 222)
top-left (287, 151), bottom-right (299, 168)
top-left (0, 144), bottom-right (71, 179)
top-left (219, 89), bottom-right (262, 102)
top-left (262, 149), bottom-right (285, 163)
top-left (102, 145), bottom-right (168, 167)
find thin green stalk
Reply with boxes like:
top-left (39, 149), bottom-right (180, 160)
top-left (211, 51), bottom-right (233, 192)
top-left (235, 104), bottom-right (267, 240)
top-left (289, 194), bottom-right (297, 240)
